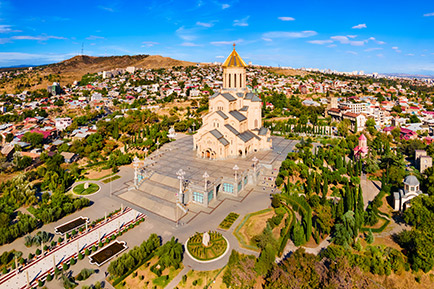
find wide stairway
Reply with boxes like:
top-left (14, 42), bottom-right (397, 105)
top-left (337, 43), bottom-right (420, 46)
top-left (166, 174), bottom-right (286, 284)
top-left (118, 172), bottom-right (184, 221)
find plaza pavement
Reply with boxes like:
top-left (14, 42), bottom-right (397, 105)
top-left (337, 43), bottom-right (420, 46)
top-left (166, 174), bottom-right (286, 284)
top-left (0, 207), bottom-right (143, 289)
top-left (0, 135), bottom-right (298, 288)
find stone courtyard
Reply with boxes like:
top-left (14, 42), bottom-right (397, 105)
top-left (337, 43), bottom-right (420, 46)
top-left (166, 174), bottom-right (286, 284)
top-left (116, 134), bottom-right (297, 223)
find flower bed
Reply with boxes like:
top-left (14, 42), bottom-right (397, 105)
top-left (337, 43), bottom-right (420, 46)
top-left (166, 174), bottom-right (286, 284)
top-left (218, 212), bottom-right (240, 230)
top-left (186, 232), bottom-right (228, 261)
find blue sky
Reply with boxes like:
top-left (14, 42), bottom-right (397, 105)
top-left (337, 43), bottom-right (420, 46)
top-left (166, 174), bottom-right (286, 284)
top-left (0, 0), bottom-right (433, 74)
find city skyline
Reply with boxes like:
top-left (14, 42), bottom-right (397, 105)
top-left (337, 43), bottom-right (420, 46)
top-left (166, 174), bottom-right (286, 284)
top-left (0, 0), bottom-right (433, 74)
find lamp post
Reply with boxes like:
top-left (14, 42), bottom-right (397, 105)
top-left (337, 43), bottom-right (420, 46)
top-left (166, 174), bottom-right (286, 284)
top-left (233, 165), bottom-right (239, 194)
top-left (176, 169), bottom-right (185, 227)
top-left (252, 157), bottom-right (258, 170)
top-left (156, 140), bottom-right (160, 150)
top-left (203, 171), bottom-right (209, 191)
top-left (133, 156), bottom-right (140, 188)
top-left (192, 122), bottom-right (196, 132)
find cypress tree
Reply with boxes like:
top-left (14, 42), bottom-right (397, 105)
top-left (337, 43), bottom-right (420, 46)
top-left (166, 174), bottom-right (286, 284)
top-left (336, 199), bottom-right (344, 220)
top-left (322, 176), bottom-right (328, 204)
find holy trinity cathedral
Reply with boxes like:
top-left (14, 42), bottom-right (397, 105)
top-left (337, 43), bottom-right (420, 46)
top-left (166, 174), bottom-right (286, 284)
top-left (193, 45), bottom-right (272, 159)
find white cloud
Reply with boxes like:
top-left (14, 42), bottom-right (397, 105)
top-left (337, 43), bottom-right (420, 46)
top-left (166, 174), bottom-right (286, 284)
top-left (86, 35), bottom-right (105, 40)
top-left (98, 6), bottom-right (114, 12)
top-left (364, 47), bottom-right (382, 52)
top-left (210, 39), bottom-right (243, 46)
top-left (327, 44), bottom-right (337, 47)
top-left (262, 38), bottom-right (272, 42)
top-left (233, 16), bottom-right (249, 27)
top-left (142, 41), bottom-right (159, 47)
top-left (392, 46), bottom-right (399, 50)
top-left (196, 21), bottom-right (213, 28)
top-left (0, 52), bottom-right (76, 63)
top-left (263, 30), bottom-right (317, 39)
top-left (423, 12), bottom-right (434, 17)
top-left (278, 17), bottom-right (295, 21)
top-left (181, 42), bottom-right (201, 47)
top-left (176, 26), bottom-right (197, 41)
top-left (308, 40), bottom-right (333, 45)
top-left (11, 35), bottom-right (66, 41)
top-left (368, 37), bottom-right (386, 45)
top-left (216, 56), bottom-right (225, 59)
top-left (330, 35), bottom-right (365, 46)
top-left (346, 51), bottom-right (358, 55)
top-left (347, 35), bottom-right (357, 39)
top-left (222, 3), bottom-right (230, 9)
top-left (407, 53), bottom-right (415, 56)
top-left (377, 54), bottom-right (384, 58)
top-left (0, 25), bottom-right (21, 33)
top-left (352, 23), bottom-right (367, 29)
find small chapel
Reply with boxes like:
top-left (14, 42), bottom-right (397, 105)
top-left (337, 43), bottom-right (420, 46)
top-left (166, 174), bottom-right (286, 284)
top-left (193, 45), bottom-right (272, 159)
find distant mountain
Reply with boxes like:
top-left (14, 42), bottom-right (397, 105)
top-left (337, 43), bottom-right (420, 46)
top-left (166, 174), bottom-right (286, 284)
top-left (382, 73), bottom-right (434, 79)
top-left (0, 54), bottom-right (197, 93)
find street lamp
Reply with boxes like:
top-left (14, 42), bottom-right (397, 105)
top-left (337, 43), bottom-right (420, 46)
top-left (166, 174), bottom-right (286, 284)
top-left (192, 122), bottom-right (196, 132)
top-left (233, 164), bottom-right (239, 182)
top-left (133, 157), bottom-right (141, 188)
top-left (252, 156), bottom-right (258, 169)
top-left (203, 171), bottom-right (209, 191)
top-left (175, 169), bottom-right (185, 227)
top-left (156, 140), bottom-right (160, 150)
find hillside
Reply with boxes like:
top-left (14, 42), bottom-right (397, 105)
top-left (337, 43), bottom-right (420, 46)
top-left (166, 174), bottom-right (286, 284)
top-left (0, 54), bottom-right (197, 93)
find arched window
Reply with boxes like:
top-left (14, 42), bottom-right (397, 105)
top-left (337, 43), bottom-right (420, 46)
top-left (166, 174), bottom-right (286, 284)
top-left (234, 73), bottom-right (237, 87)
top-left (254, 119), bottom-right (258, 128)
top-left (229, 74), bottom-right (231, 87)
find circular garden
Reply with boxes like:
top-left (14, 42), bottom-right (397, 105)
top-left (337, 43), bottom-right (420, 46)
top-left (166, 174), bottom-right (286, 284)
top-left (186, 231), bottom-right (228, 261)
top-left (73, 183), bottom-right (100, 195)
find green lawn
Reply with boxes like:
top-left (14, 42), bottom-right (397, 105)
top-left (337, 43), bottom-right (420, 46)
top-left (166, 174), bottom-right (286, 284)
top-left (102, 175), bottom-right (121, 184)
top-left (218, 212), bottom-right (240, 230)
top-left (73, 183), bottom-right (100, 195)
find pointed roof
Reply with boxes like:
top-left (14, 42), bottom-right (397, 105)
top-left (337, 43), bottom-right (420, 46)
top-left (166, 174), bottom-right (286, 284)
top-left (222, 44), bottom-right (247, 68)
top-left (359, 134), bottom-right (367, 140)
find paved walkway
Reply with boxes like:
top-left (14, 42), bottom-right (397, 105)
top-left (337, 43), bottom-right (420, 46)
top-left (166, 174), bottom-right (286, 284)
top-left (276, 236), bottom-right (332, 263)
top-left (0, 208), bottom-right (143, 289)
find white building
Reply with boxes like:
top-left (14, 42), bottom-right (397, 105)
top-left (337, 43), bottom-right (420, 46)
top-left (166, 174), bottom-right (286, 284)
top-left (55, 118), bottom-right (72, 131)
top-left (393, 175), bottom-right (426, 211)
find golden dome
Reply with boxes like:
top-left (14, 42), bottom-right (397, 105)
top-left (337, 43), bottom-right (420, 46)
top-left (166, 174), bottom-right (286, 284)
top-left (222, 44), bottom-right (247, 68)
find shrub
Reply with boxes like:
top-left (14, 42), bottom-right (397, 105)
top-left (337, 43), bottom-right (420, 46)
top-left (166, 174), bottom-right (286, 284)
top-left (46, 274), bottom-right (53, 282)
top-left (35, 249), bottom-right (41, 255)
top-left (38, 280), bottom-right (44, 287)
top-left (78, 253), bottom-right (83, 260)
top-left (85, 249), bottom-right (90, 256)
top-left (99, 242), bottom-right (103, 248)
top-left (92, 245), bottom-right (97, 252)
top-left (63, 263), bottom-right (69, 270)
top-left (70, 258), bottom-right (76, 265)
top-left (192, 279), bottom-right (198, 286)
top-left (182, 274), bottom-right (187, 283)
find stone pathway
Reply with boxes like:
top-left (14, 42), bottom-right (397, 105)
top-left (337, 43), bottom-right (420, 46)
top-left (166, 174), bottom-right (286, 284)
top-left (0, 208), bottom-right (143, 289)
top-left (276, 236), bottom-right (332, 263)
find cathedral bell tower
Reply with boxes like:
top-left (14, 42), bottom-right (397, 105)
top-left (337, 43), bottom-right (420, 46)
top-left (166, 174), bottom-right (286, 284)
top-left (222, 44), bottom-right (247, 91)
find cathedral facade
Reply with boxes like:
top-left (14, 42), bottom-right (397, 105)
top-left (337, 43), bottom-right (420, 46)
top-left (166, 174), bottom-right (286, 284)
top-left (193, 46), bottom-right (272, 159)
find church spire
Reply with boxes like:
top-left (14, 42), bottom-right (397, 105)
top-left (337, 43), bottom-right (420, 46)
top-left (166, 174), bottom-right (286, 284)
top-left (222, 44), bottom-right (247, 68)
